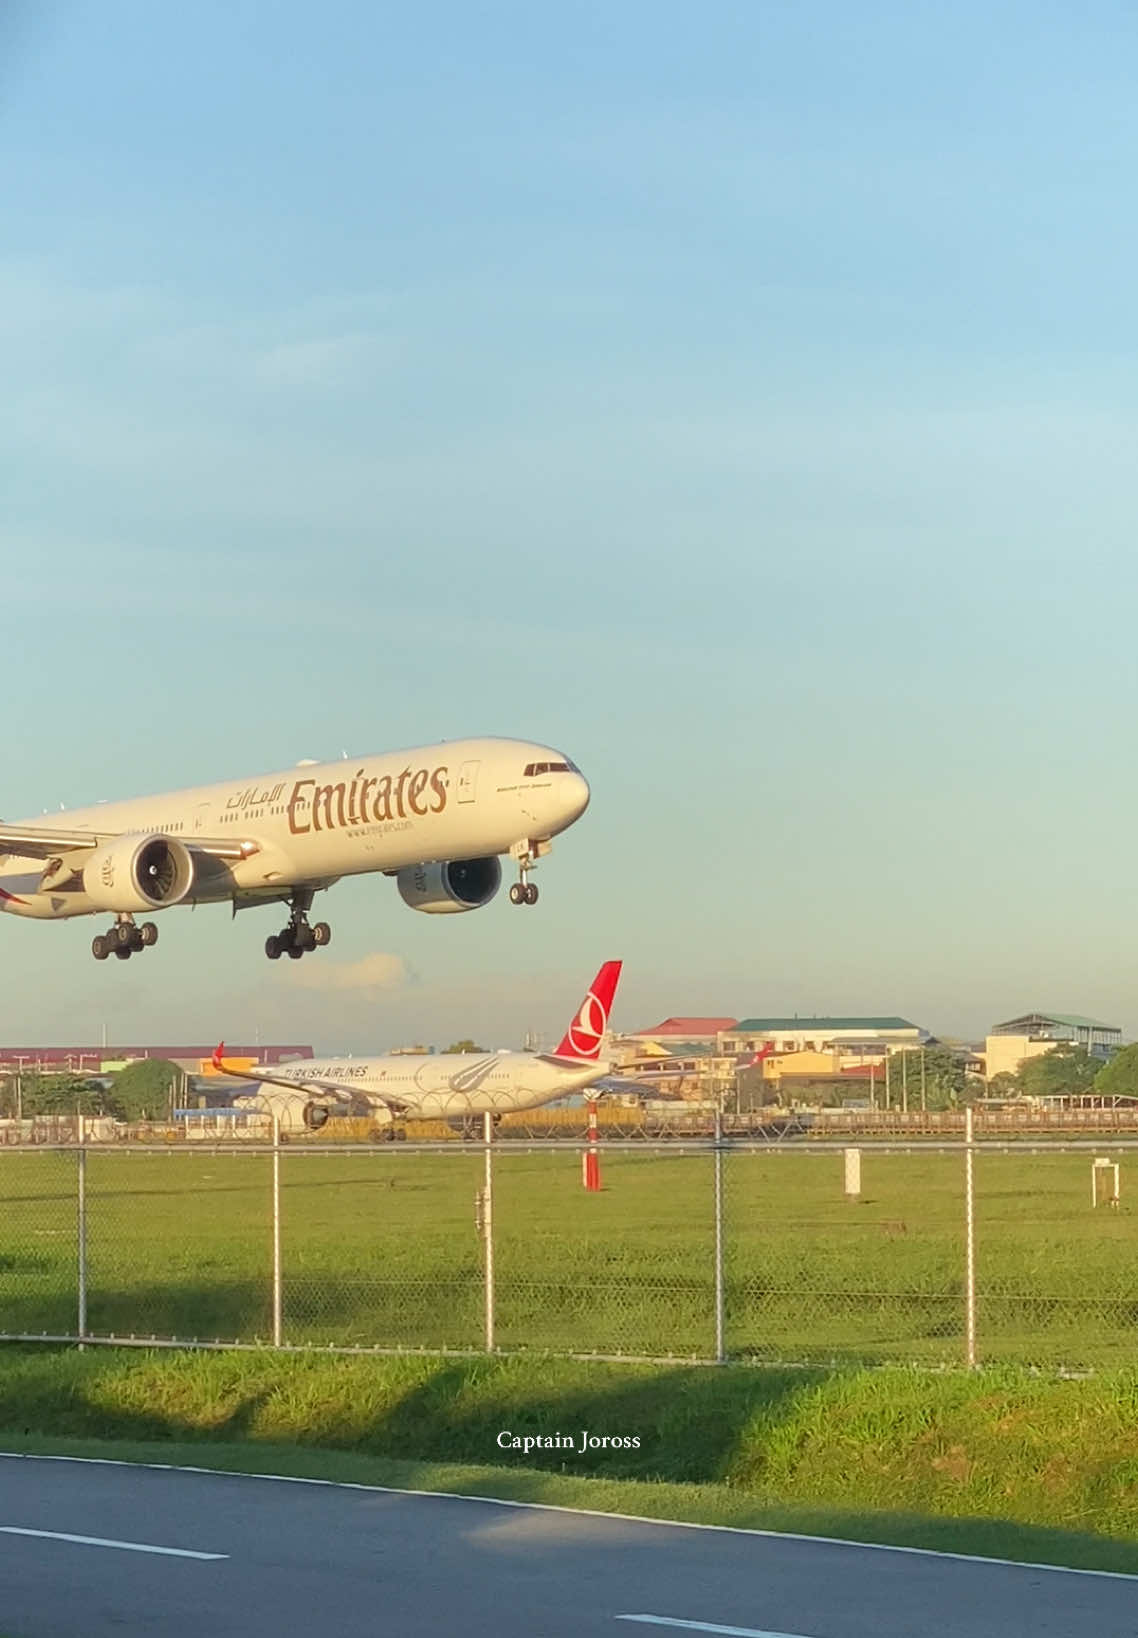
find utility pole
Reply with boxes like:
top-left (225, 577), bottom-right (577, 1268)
top-left (902, 1051), bottom-right (908, 1114)
top-left (920, 1047), bottom-right (927, 1113)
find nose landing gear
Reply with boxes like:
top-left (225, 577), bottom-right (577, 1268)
top-left (265, 892), bottom-right (332, 960)
top-left (508, 840), bottom-right (547, 907)
top-left (92, 916), bottom-right (158, 961)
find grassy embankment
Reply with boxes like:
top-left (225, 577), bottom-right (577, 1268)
top-left (3, 1146), bottom-right (1138, 1367)
top-left (4, 1346), bottom-right (1138, 1573)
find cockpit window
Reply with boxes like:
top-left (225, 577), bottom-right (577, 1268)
top-left (523, 761), bottom-right (576, 777)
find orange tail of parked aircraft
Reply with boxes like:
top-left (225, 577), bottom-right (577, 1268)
top-left (551, 960), bottom-right (623, 1062)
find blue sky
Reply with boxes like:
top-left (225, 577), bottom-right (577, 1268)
top-left (2, 1), bottom-right (1137, 1049)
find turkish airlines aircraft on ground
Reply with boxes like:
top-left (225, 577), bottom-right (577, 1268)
top-left (0, 737), bottom-right (589, 963)
top-left (213, 960), bottom-right (623, 1131)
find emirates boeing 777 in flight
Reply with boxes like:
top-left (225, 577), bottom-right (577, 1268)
top-left (214, 960), bottom-right (623, 1131)
top-left (0, 737), bottom-right (589, 963)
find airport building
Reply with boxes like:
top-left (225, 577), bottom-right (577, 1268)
top-left (0, 1044), bottom-right (314, 1076)
top-left (613, 1014), bottom-right (931, 1110)
top-left (984, 1013), bottom-right (1123, 1082)
top-left (720, 1017), bottom-right (925, 1058)
top-left (612, 1017), bottom-right (740, 1100)
top-left (620, 1017), bottom-right (738, 1052)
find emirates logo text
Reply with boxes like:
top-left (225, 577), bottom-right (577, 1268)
top-left (287, 765), bottom-right (449, 836)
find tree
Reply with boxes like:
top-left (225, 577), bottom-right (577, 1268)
top-left (986, 1071), bottom-right (1022, 1101)
top-left (1017, 1044), bottom-right (1100, 1100)
top-left (1093, 1044), bottom-right (1138, 1102)
top-left (10, 1073), bottom-right (111, 1118)
top-left (108, 1059), bottom-right (183, 1122)
top-left (444, 1040), bottom-right (487, 1054)
top-left (883, 1047), bottom-right (967, 1111)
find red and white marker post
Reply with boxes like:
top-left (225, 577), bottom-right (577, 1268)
top-left (582, 1099), bottom-right (601, 1191)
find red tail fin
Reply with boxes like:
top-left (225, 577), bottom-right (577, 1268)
top-left (553, 961), bottom-right (622, 1061)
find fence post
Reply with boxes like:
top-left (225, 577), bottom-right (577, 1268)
top-left (713, 1108), bottom-right (725, 1363)
top-left (482, 1110), bottom-right (495, 1353)
top-left (271, 1114), bottom-right (282, 1348)
top-left (77, 1114), bottom-right (87, 1347)
top-left (964, 1103), bottom-right (976, 1369)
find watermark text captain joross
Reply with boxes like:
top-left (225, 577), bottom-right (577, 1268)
top-left (497, 1431), bottom-right (640, 1454)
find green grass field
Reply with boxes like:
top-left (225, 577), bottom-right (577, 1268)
top-left (2, 1145), bottom-right (1137, 1369)
top-left (6, 1349), bottom-right (1138, 1571)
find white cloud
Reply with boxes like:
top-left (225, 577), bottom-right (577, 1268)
top-left (287, 952), bottom-right (407, 993)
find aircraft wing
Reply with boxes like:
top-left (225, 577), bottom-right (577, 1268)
top-left (0, 823), bottom-right (257, 863)
top-left (580, 1074), bottom-right (657, 1096)
top-left (212, 1047), bottom-right (413, 1113)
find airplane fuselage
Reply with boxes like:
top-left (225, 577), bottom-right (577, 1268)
top-left (233, 1049), bottom-right (610, 1125)
top-left (0, 736), bottom-right (589, 922)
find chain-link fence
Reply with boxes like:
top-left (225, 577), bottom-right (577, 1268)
top-left (3, 1118), bottom-right (1138, 1370)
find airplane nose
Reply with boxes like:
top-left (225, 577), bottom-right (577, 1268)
top-left (565, 770), bottom-right (590, 822)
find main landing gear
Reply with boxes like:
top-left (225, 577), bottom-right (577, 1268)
top-left (508, 841), bottom-right (541, 907)
top-left (265, 892), bottom-right (332, 961)
top-left (92, 916), bottom-right (158, 962)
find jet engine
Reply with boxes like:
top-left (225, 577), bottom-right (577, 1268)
top-left (232, 1090), bottom-right (344, 1133)
top-left (396, 856), bottom-right (501, 914)
top-left (83, 834), bottom-right (195, 913)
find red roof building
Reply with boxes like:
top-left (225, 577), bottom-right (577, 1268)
top-left (625, 1017), bottom-right (737, 1041)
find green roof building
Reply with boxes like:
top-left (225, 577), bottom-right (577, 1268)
top-left (722, 1016), bottom-right (924, 1055)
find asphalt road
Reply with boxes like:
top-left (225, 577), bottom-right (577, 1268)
top-left (0, 1456), bottom-right (1134, 1637)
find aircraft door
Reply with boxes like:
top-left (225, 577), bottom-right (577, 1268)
top-left (456, 760), bottom-right (480, 803)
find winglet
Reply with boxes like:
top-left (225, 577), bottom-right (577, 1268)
top-left (552, 961), bottom-right (623, 1062)
top-left (212, 1041), bottom-right (226, 1072)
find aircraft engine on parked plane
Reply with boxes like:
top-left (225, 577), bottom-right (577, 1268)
top-left (396, 856), bottom-right (502, 914)
top-left (228, 1088), bottom-right (346, 1132)
top-left (82, 834), bottom-right (196, 912)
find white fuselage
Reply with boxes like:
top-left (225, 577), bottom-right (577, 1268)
top-left (0, 736), bottom-right (589, 920)
top-left (234, 1049), bottom-right (610, 1127)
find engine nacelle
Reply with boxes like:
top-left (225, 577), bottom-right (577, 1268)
top-left (397, 856), bottom-right (501, 914)
top-left (83, 834), bottom-right (195, 913)
top-left (232, 1090), bottom-right (343, 1133)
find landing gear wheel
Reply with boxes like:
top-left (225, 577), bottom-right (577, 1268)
top-left (114, 922), bottom-right (134, 949)
top-left (114, 946), bottom-right (131, 961)
top-left (287, 942), bottom-right (304, 960)
top-left (140, 921), bottom-right (158, 947)
top-left (265, 934), bottom-right (282, 960)
top-left (524, 882), bottom-right (539, 905)
top-left (509, 883), bottom-right (524, 905)
top-left (92, 935), bottom-right (109, 961)
top-left (312, 921), bottom-right (331, 947)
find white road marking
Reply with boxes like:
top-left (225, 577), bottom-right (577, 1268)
top-left (0, 1526), bottom-right (226, 1560)
top-left (617, 1619), bottom-right (814, 1637)
top-left (1, 1451), bottom-right (1135, 1583)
